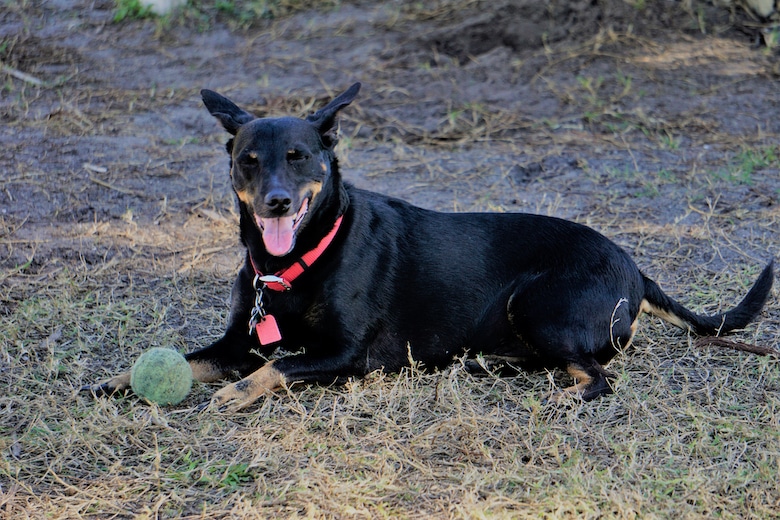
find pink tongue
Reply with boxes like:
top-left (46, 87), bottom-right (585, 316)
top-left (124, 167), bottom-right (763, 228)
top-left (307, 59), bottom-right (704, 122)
top-left (259, 216), bottom-right (296, 256)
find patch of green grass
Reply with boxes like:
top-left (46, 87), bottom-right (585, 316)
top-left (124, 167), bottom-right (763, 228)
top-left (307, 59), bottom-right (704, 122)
top-left (710, 145), bottom-right (779, 185)
top-left (113, 0), bottom-right (156, 22)
top-left (111, 0), bottom-right (342, 28)
top-left (732, 145), bottom-right (778, 176)
top-left (658, 131), bottom-right (680, 150)
top-left (637, 181), bottom-right (660, 198)
top-left (170, 451), bottom-right (254, 490)
top-left (604, 164), bottom-right (638, 179)
top-left (576, 74), bottom-right (606, 112)
top-left (657, 168), bottom-right (675, 182)
top-left (192, 0), bottom-right (341, 25)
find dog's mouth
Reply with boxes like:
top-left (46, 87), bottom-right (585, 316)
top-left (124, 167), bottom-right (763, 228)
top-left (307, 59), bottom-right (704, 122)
top-left (255, 198), bottom-right (310, 257)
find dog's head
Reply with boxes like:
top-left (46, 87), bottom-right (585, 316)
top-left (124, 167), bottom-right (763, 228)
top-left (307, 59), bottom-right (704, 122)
top-left (201, 83), bottom-right (360, 257)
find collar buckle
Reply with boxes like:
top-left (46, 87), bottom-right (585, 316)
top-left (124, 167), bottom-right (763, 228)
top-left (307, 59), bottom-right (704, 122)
top-left (257, 274), bottom-right (291, 291)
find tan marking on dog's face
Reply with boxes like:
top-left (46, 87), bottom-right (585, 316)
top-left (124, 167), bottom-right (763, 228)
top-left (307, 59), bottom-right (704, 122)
top-left (234, 186), bottom-right (252, 207)
top-left (301, 180), bottom-right (323, 207)
top-left (208, 361), bottom-right (285, 412)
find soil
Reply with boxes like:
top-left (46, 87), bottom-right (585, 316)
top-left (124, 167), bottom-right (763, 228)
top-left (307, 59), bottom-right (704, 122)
top-left (1, 1), bottom-right (778, 335)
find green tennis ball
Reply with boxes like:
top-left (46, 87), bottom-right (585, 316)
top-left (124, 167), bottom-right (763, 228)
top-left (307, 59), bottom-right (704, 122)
top-left (130, 347), bottom-right (192, 406)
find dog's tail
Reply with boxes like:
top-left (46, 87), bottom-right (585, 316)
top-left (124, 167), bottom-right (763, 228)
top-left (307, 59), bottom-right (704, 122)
top-left (641, 260), bottom-right (774, 336)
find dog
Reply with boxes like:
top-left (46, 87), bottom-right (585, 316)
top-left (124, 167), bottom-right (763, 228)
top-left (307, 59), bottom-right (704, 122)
top-left (85, 82), bottom-right (774, 412)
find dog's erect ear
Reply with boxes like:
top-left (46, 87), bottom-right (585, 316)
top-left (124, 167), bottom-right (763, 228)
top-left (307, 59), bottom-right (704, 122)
top-left (201, 89), bottom-right (255, 135)
top-left (306, 82), bottom-right (361, 147)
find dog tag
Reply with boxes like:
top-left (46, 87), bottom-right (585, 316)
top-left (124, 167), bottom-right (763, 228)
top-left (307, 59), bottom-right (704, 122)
top-left (255, 314), bottom-right (282, 345)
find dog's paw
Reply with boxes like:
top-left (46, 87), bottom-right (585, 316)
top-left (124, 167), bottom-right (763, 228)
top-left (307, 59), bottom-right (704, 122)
top-left (200, 362), bottom-right (284, 413)
top-left (542, 389), bottom-right (578, 406)
top-left (207, 383), bottom-right (257, 413)
top-left (80, 372), bottom-right (132, 398)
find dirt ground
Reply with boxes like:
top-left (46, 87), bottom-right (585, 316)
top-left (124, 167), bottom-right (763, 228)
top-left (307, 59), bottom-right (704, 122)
top-left (2, 0), bottom-right (779, 269)
top-left (2, 0), bottom-right (780, 517)
top-left (6, 0), bottom-right (778, 353)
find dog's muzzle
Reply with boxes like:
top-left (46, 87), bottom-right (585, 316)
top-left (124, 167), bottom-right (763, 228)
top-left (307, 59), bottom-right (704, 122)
top-left (255, 198), bottom-right (309, 256)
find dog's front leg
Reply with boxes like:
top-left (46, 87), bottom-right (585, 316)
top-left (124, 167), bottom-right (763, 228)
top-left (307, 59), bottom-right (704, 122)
top-left (83, 331), bottom-right (260, 399)
top-left (206, 349), bottom-right (366, 412)
top-left (82, 340), bottom-right (253, 399)
top-left (83, 372), bottom-right (133, 397)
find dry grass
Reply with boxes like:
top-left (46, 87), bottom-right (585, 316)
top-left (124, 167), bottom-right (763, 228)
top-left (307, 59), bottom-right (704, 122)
top-left (2, 249), bottom-right (779, 518)
top-left (3, 0), bottom-right (780, 518)
top-left (2, 146), bottom-right (779, 518)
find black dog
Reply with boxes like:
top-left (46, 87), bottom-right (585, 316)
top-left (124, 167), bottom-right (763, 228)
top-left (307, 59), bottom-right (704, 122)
top-left (87, 83), bottom-right (773, 411)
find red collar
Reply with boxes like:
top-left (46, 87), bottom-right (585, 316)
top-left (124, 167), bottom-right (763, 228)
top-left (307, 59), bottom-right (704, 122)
top-left (250, 215), bottom-right (343, 291)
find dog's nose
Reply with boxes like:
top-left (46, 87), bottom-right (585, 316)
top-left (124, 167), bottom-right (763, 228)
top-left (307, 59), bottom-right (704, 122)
top-left (264, 189), bottom-right (293, 214)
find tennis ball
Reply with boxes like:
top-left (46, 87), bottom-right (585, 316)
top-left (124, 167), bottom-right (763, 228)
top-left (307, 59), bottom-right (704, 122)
top-left (130, 347), bottom-right (192, 406)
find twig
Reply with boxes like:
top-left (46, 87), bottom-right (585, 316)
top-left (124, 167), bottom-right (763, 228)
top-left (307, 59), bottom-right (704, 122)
top-left (694, 336), bottom-right (778, 357)
top-left (1, 61), bottom-right (44, 86)
top-left (88, 176), bottom-right (144, 197)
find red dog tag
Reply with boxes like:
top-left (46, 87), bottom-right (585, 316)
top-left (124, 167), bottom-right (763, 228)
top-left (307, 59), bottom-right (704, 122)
top-left (255, 314), bottom-right (282, 345)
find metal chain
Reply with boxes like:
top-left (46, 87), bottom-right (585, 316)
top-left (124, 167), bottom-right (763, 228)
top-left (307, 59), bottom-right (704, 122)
top-left (248, 274), bottom-right (266, 335)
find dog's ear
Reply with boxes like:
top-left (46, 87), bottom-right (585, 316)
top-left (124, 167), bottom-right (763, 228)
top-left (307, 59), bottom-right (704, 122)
top-left (306, 82), bottom-right (361, 148)
top-left (201, 89), bottom-right (255, 135)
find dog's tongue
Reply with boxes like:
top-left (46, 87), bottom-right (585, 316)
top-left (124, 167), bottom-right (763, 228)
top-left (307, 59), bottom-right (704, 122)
top-left (258, 216), bottom-right (295, 256)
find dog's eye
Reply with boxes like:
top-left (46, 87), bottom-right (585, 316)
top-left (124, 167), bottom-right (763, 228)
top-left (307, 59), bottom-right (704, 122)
top-left (240, 152), bottom-right (259, 167)
top-left (286, 149), bottom-right (309, 162)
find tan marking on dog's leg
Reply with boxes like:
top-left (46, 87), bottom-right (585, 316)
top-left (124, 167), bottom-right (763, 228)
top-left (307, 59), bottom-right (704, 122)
top-left (107, 372), bottom-right (131, 390)
top-left (189, 360), bottom-right (229, 383)
top-left (209, 361), bottom-right (285, 412)
top-left (547, 365), bottom-right (596, 404)
top-left (561, 366), bottom-right (594, 396)
top-left (89, 372), bottom-right (131, 396)
top-left (547, 365), bottom-right (608, 404)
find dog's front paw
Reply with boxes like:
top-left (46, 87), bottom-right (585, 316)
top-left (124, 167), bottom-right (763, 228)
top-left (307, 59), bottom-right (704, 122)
top-left (200, 362), bottom-right (284, 413)
top-left (80, 372), bottom-right (132, 398)
top-left (207, 381), bottom-right (261, 413)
